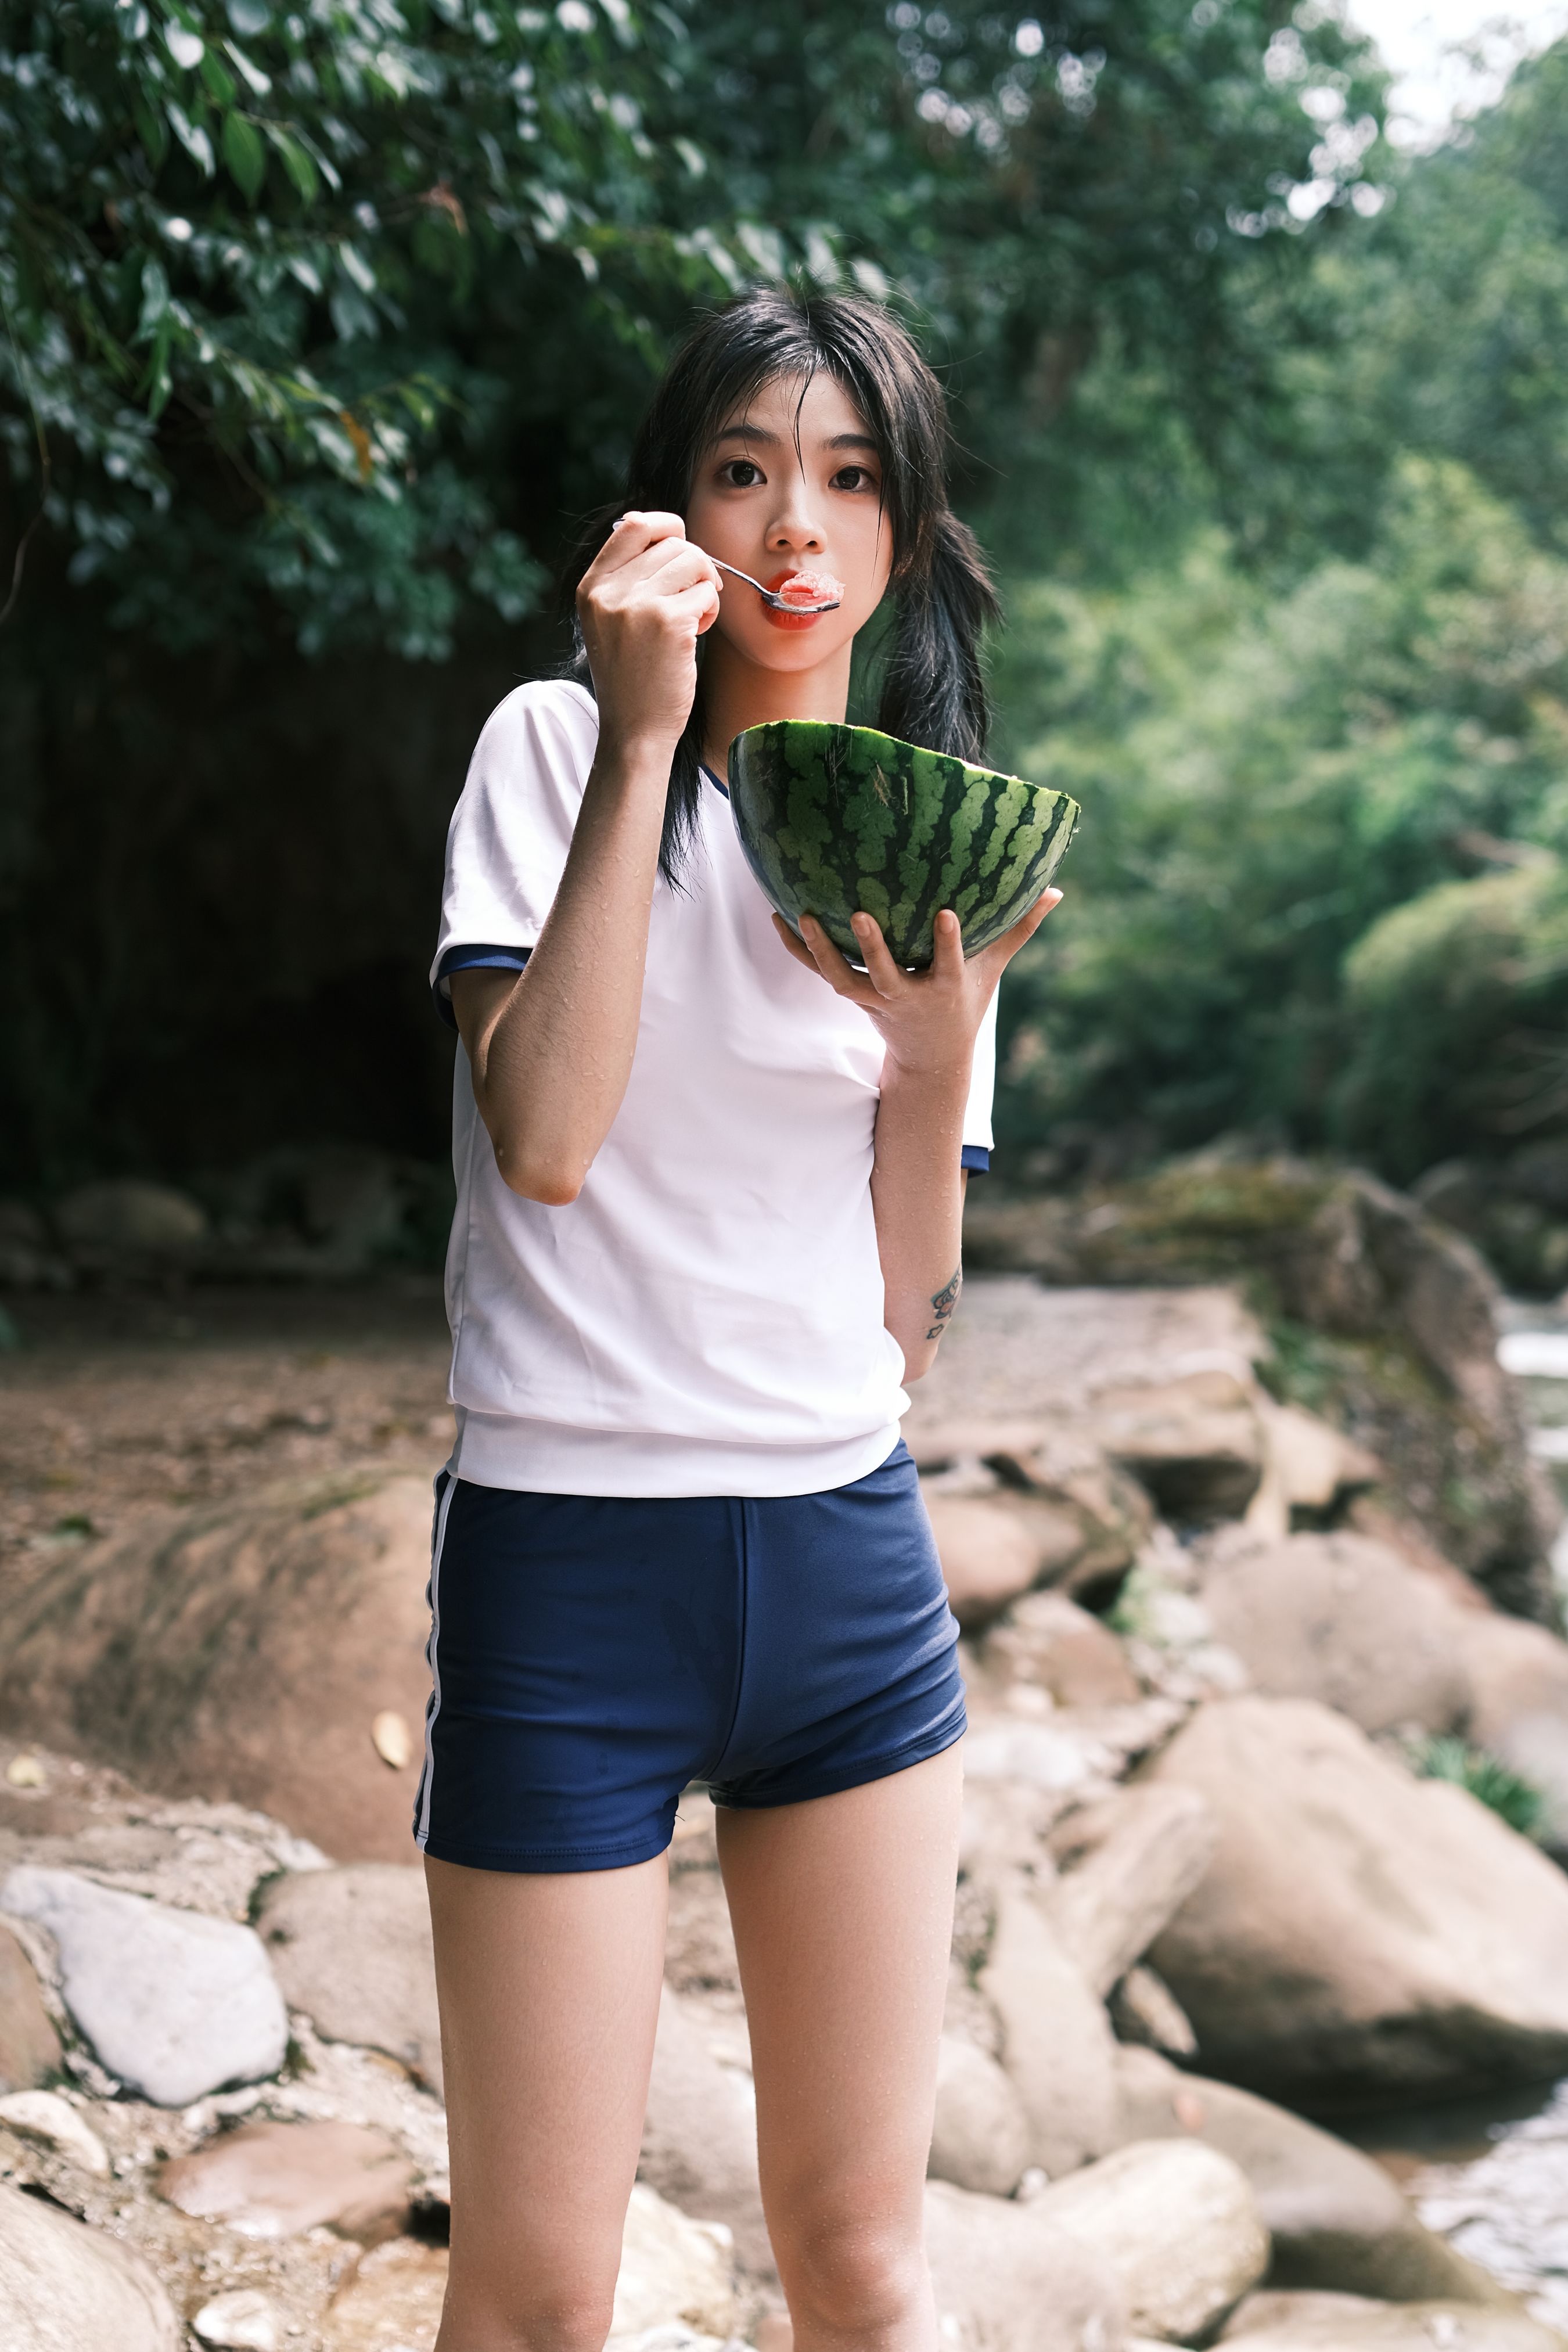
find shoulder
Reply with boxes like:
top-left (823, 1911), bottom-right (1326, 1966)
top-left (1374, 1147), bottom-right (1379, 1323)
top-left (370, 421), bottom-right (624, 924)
top-left (470, 676), bottom-right (599, 789)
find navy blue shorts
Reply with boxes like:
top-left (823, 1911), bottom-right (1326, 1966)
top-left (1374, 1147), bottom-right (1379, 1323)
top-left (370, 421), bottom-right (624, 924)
top-left (412, 1440), bottom-right (965, 1873)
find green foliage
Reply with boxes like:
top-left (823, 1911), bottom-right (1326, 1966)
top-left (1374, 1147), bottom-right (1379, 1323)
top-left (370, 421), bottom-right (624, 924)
top-left (1405, 1733), bottom-right (1548, 1840)
top-left (1, 0), bottom-right (1384, 660)
top-left (990, 455), bottom-right (1568, 1175)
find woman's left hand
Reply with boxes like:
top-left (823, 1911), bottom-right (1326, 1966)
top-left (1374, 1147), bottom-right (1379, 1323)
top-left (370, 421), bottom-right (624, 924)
top-left (772, 892), bottom-right (1063, 1075)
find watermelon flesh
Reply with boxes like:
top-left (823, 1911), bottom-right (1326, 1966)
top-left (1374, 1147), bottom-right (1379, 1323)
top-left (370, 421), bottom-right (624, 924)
top-left (727, 719), bottom-right (1079, 969)
top-left (778, 569), bottom-right (844, 608)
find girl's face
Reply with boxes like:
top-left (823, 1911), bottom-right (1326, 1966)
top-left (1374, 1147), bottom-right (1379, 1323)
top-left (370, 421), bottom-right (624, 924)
top-left (684, 369), bottom-right (894, 672)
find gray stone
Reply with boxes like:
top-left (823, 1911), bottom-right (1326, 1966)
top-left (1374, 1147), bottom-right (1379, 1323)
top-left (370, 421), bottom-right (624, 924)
top-left (192, 2289), bottom-right (282, 2350)
top-left (0, 1920), bottom-right (60, 2092)
top-left (1046, 1783), bottom-right (1218, 1997)
top-left (256, 1864), bottom-right (441, 2093)
top-left (979, 1883), bottom-right (1119, 2177)
top-left (0, 1865), bottom-right (287, 2106)
top-left (159, 2117), bottom-right (412, 2243)
top-left (54, 1179), bottom-right (208, 1258)
top-left (641, 1986), bottom-right (769, 2273)
top-left (0, 2090), bottom-right (110, 2175)
top-left (923, 2178), bottom-right (1126, 2352)
top-left (0, 2175), bottom-right (181, 2350)
top-left (1224, 2293), bottom-right (1565, 2352)
top-left (1197, 1531), bottom-right (1471, 1738)
top-left (1035, 2137), bottom-right (1269, 2343)
top-left (1147, 1698), bottom-right (1568, 2106)
top-left (1114, 2047), bottom-right (1520, 2306)
top-left (929, 2033), bottom-right (1030, 2198)
top-left (1110, 1965), bottom-right (1199, 2058)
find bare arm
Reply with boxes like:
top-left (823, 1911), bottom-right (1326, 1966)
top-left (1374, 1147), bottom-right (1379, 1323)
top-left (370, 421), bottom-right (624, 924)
top-left (451, 512), bottom-right (721, 1205)
top-left (775, 896), bottom-right (1062, 1380)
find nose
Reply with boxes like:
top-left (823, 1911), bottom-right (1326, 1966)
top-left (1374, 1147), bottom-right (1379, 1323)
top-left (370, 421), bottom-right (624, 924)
top-left (765, 464), bottom-right (825, 555)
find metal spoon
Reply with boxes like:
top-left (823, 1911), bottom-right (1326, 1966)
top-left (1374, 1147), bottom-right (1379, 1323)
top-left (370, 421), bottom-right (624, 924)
top-left (707, 555), bottom-right (842, 614)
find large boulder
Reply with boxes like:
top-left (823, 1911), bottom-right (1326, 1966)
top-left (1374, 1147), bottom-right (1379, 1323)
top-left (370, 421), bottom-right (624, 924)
top-left (1114, 2047), bottom-right (1520, 2305)
top-left (0, 1470), bottom-right (436, 1860)
top-left (1146, 1698), bottom-right (1568, 2106)
top-left (1196, 1531), bottom-right (1472, 1738)
top-left (1045, 1784), bottom-right (1218, 1997)
top-left (978, 1883), bottom-right (1119, 2176)
top-left (1033, 2138), bottom-right (1269, 2343)
top-left (1224, 2293), bottom-right (1566, 2352)
top-left (640, 1986), bottom-right (769, 2272)
top-left (979, 1591), bottom-right (1143, 1710)
top-left (158, 2118), bottom-right (413, 2244)
top-left (610, 2182), bottom-right (738, 2340)
top-left (929, 2034), bottom-right (1031, 2198)
top-left (925, 1494), bottom-right (1098, 1629)
top-left (255, 1864), bottom-right (441, 2094)
top-left (0, 1865), bottom-right (287, 2106)
top-left (923, 2178), bottom-right (1125, 2352)
top-left (0, 2177), bottom-right (181, 2351)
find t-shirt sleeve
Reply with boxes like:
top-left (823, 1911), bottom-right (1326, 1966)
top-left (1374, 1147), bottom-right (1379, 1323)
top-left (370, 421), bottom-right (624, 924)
top-left (961, 989), bottom-right (998, 1173)
top-left (430, 679), bottom-right (597, 1004)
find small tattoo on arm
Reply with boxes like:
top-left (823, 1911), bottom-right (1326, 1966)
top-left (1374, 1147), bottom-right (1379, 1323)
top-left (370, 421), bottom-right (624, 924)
top-left (925, 1265), bottom-right (962, 1343)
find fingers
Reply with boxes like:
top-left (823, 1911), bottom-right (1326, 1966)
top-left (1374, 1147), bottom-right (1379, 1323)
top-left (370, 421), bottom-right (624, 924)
top-left (775, 914), bottom-right (879, 1006)
top-left (929, 907), bottom-right (966, 987)
top-left (850, 912), bottom-right (907, 1001)
top-left (598, 509), bottom-right (688, 570)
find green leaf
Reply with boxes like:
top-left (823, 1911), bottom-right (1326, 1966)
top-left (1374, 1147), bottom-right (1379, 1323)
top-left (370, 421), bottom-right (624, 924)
top-left (222, 110), bottom-right (266, 200)
top-left (200, 50), bottom-right (238, 106)
top-left (136, 258), bottom-right (172, 341)
top-left (167, 100), bottom-right (217, 176)
top-left (265, 124), bottom-right (320, 202)
top-left (132, 98), bottom-right (170, 170)
top-left (146, 323), bottom-right (174, 418)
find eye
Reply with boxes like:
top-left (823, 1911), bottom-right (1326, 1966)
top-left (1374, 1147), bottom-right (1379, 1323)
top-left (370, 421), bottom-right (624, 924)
top-left (719, 458), bottom-right (765, 488)
top-left (830, 464), bottom-right (879, 492)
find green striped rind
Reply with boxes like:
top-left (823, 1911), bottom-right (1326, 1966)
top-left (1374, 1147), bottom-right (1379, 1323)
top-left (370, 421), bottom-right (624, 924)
top-left (727, 720), bottom-right (1080, 968)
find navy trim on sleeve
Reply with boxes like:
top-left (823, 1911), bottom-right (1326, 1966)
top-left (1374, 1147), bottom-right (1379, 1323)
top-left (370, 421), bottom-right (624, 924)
top-left (433, 943), bottom-right (531, 1030)
top-left (960, 1145), bottom-right (991, 1174)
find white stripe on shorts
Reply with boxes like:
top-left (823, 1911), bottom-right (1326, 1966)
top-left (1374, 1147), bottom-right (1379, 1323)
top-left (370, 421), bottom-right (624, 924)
top-left (415, 1470), bottom-right (458, 1851)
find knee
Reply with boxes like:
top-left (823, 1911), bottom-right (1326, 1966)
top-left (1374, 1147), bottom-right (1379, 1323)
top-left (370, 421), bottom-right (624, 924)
top-left (441, 2278), bottom-right (617, 2352)
top-left (776, 2204), bottom-right (926, 2340)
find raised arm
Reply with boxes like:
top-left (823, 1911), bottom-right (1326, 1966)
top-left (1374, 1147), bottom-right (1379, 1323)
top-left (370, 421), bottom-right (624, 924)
top-left (451, 513), bottom-right (720, 1206)
top-left (774, 896), bottom-right (1061, 1380)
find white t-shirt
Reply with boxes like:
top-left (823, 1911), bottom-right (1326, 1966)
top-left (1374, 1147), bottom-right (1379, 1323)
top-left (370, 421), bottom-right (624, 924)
top-left (432, 678), bottom-right (997, 1498)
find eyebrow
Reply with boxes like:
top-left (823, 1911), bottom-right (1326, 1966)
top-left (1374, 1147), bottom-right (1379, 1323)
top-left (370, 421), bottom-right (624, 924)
top-left (711, 424), bottom-right (881, 455)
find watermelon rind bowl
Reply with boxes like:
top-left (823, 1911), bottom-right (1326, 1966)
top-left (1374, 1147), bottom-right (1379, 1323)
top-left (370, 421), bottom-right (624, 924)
top-left (727, 719), bottom-right (1080, 969)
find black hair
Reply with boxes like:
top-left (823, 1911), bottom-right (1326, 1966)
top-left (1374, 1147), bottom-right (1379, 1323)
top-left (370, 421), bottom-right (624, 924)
top-left (564, 285), bottom-right (1000, 885)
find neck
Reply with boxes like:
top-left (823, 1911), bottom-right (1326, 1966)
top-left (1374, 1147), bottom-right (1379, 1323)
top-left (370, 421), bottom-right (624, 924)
top-left (699, 632), bottom-right (853, 781)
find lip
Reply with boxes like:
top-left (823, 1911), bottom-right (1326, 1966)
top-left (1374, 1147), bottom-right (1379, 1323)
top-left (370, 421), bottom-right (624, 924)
top-left (761, 567), bottom-right (835, 632)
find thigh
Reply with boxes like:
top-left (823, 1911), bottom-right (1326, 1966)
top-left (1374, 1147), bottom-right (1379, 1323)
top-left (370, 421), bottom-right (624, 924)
top-left (717, 1746), bottom-right (963, 2250)
top-left (426, 1851), bottom-right (668, 2348)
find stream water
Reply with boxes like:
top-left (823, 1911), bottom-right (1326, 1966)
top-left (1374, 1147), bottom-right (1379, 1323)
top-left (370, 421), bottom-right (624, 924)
top-left (1342, 1300), bottom-right (1568, 2323)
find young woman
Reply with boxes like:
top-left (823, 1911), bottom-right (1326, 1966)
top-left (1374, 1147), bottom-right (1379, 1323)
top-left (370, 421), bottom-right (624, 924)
top-left (421, 287), bottom-right (1059, 2352)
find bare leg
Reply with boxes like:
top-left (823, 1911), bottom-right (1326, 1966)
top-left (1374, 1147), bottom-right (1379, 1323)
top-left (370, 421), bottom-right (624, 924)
top-left (717, 1746), bottom-right (965, 2352)
top-left (426, 1852), bottom-right (669, 2352)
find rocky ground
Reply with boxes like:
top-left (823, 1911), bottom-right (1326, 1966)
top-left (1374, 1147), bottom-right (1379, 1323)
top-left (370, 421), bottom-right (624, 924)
top-left (4, 1162), bottom-right (1568, 2349)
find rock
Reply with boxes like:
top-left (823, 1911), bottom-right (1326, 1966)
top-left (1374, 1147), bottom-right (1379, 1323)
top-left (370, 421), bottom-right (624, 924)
top-left (978, 1883), bottom-right (1119, 2177)
top-left (0, 2176), bottom-right (182, 2350)
top-left (979, 1590), bottom-right (1142, 1709)
top-left (192, 2289), bottom-right (283, 2350)
top-left (321, 2236), bottom-right (449, 2351)
top-left (923, 2178), bottom-right (1126, 2352)
top-left (1259, 1401), bottom-right (1380, 1513)
top-left (0, 1920), bottom-right (61, 2092)
top-left (925, 1493), bottom-right (1089, 1628)
top-left (0, 1865), bottom-right (287, 2106)
top-left (641, 1986), bottom-right (768, 2272)
top-left (611, 2182), bottom-right (737, 2340)
top-left (1223, 2292), bottom-right (1565, 2351)
top-left (0, 1469), bottom-right (437, 1860)
top-left (1034, 2138), bottom-right (1269, 2343)
top-left (256, 1864), bottom-right (441, 2094)
top-left (159, 2118), bottom-right (413, 2243)
top-left (1463, 1609), bottom-right (1568, 1851)
top-left (1196, 1531), bottom-right (1472, 1738)
top-left (1045, 1785), bottom-right (1219, 1997)
top-left (1114, 2046), bottom-right (1520, 2305)
top-left (929, 2034), bottom-right (1031, 2197)
top-left (1146, 1697), bottom-right (1568, 2105)
top-left (0, 2090), bottom-right (110, 2175)
top-left (1109, 1964), bottom-right (1199, 2058)
top-left (1084, 1369), bottom-right (1266, 1523)
top-left (371, 1710), bottom-right (412, 1770)
top-left (54, 1178), bottom-right (209, 1261)
top-left (963, 1168), bottom-right (1559, 1620)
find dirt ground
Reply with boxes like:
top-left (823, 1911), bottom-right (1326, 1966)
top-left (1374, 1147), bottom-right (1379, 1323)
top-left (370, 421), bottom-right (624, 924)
top-left (0, 1279), bottom-right (455, 1617)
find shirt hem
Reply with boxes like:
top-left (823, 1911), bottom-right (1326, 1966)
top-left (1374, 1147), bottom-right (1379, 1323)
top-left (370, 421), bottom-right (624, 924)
top-left (450, 1410), bottom-right (905, 1499)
